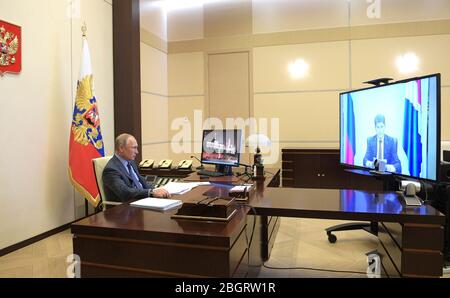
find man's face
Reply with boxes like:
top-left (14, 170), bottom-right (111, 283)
top-left (119, 137), bottom-right (139, 161)
top-left (375, 122), bottom-right (385, 138)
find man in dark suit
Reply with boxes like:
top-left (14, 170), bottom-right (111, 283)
top-left (363, 114), bottom-right (402, 173)
top-left (103, 134), bottom-right (170, 202)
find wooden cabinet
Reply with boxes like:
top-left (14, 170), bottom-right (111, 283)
top-left (378, 222), bottom-right (444, 277)
top-left (282, 148), bottom-right (383, 190)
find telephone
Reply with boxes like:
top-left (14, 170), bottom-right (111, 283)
top-left (139, 159), bottom-right (154, 168)
top-left (158, 159), bottom-right (173, 169)
top-left (145, 175), bottom-right (158, 185)
top-left (178, 160), bottom-right (193, 170)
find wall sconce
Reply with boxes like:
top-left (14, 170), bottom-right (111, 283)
top-left (288, 59), bottom-right (309, 79)
top-left (396, 52), bottom-right (420, 74)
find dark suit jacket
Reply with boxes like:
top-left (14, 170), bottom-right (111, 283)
top-left (103, 155), bottom-right (153, 202)
top-left (363, 134), bottom-right (402, 173)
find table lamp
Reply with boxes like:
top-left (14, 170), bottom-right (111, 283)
top-left (247, 134), bottom-right (272, 180)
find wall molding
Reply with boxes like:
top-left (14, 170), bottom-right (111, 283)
top-left (142, 141), bottom-right (171, 146)
top-left (141, 28), bottom-right (168, 53)
top-left (168, 19), bottom-right (450, 54)
top-left (254, 89), bottom-right (346, 96)
top-left (168, 94), bottom-right (205, 98)
top-left (142, 90), bottom-right (169, 98)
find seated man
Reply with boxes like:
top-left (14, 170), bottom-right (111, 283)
top-left (363, 114), bottom-right (402, 173)
top-left (103, 134), bottom-right (170, 202)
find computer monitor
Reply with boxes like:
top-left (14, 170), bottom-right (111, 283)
top-left (340, 73), bottom-right (441, 181)
top-left (201, 129), bottom-right (243, 175)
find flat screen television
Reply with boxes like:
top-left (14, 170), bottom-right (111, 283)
top-left (340, 73), bottom-right (441, 181)
top-left (201, 129), bottom-right (243, 174)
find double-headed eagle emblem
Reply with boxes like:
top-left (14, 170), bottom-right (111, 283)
top-left (72, 75), bottom-right (104, 151)
top-left (0, 26), bottom-right (18, 66)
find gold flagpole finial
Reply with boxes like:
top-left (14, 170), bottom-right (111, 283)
top-left (81, 22), bottom-right (87, 37)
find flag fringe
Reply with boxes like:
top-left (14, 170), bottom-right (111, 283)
top-left (68, 167), bottom-right (101, 208)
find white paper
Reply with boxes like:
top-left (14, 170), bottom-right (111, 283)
top-left (162, 182), bottom-right (211, 195)
top-left (130, 198), bottom-right (183, 211)
top-left (230, 186), bottom-right (251, 193)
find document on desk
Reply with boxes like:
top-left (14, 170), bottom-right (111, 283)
top-left (230, 185), bottom-right (253, 193)
top-left (130, 198), bottom-right (183, 211)
top-left (162, 182), bottom-right (211, 195)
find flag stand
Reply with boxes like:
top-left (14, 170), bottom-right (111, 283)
top-left (85, 200), bottom-right (89, 217)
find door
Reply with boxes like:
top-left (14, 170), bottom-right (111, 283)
top-left (207, 51), bottom-right (251, 164)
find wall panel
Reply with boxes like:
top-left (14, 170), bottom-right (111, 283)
top-left (253, 41), bottom-right (350, 93)
top-left (168, 52), bottom-right (205, 96)
top-left (253, 0), bottom-right (349, 34)
top-left (141, 42), bottom-right (168, 95)
top-left (141, 93), bottom-right (169, 144)
top-left (254, 92), bottom-right (340, 143)
top-left (140, 0), bottom-right (167, 41)
top-left (351, 0), bottom-right (450, 26)
top-left (351, 34), bottom-right (450, 89)
top-left (142, 143), bottom-right (170, 162)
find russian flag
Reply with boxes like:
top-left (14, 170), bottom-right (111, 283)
top-left (345, 94), bottom-right (356, 165)
top-left (68, 32), bottom-right (105, 208)
top-left (402, 80), bottom-right (423, 177)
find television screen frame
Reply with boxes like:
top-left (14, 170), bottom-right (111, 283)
top-left (201, 129), bottom-right (243, 168)
top-left (339, 73), bottom-right (441, 182)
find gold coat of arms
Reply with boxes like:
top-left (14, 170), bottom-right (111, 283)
top-left (0, 20), bottom-right (21, 75)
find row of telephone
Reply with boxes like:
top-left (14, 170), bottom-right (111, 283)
top-left (139, 159), bottom-right (193, 170)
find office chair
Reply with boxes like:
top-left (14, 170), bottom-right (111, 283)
top-left (93, 156), bottom-right (122, 211)
top-left (325, 222), bottom-right (377, 243)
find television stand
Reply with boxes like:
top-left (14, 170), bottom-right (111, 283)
top-left (215, 164), bottom-right (233, 176)
top-left (325, 169), bottom-right (398, 243)
top-left (198, 169), bottom-right (225, 177)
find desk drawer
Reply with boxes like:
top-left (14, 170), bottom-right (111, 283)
top-left (403, 224), bottom-right (444, 251)
top-left (282, 169), bottom-right (294, 179)
top-left (380, 222), bottom-right (444, 277)
top-left (282, 178), bottom-right (294, 188)
top-left (282, 160), bottom-right (294, 170)
top-left (383, 222), bottom-right (444, 251)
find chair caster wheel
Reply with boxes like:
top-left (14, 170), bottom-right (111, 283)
top-left (327, 233), bottom-right (337, 243)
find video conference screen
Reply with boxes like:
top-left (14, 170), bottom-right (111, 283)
top-left (201, 129), bottom-right (242, 167)
top-left (340, 74), bottom-right (440, 181)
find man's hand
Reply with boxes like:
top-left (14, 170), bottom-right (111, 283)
top-left (152, 188), bottom-right (171, 198)
top-left (386, 165), bottom-right (396, 172)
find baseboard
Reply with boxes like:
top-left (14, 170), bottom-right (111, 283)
top-left (0, 211), bottom-right (101, 257)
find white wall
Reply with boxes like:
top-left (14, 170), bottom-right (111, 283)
top-left (0, 0), bottom-right (114, 250)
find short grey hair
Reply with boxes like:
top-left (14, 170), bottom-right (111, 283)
top-left (115, 134), bottom-right (133, 151)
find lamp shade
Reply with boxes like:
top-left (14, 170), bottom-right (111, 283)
top-left (247, 134), bottom-right (272, 147)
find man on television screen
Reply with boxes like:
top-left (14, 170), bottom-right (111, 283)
top-left (363, 114), bottom-right (402, 173)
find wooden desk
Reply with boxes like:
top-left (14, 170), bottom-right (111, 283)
top-left (72, 190), bottom-right (249, 278)
top-left (72, 172), bottom-right (279, 278)
top-left (72, 174), bottom-right (445, 278)
top-left (251, 188), bottom-right (445, 277)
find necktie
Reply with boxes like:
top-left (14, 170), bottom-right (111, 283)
top-left (377, 138), bottom-right (383, 160)
top-left (127, 162), bottom-right (142, 189)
